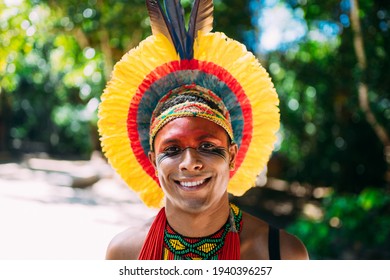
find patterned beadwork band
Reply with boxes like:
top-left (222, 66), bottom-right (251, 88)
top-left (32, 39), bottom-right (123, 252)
top-left (149, 85), bottom-right (234, 149)
top-left (150, 102), bottom-right (234, 149)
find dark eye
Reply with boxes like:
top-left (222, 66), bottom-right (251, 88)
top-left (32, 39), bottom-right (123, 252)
top-left (163, 146), bottom-right (181, 154)
top-left (199, 142), bottom-right (216, 151)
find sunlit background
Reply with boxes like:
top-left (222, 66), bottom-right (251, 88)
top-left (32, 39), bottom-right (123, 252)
top-left (0, 0), bottom-right (389, 259)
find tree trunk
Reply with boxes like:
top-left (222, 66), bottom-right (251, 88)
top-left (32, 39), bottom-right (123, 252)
top-left (350, 0), bottom-right (390, 184)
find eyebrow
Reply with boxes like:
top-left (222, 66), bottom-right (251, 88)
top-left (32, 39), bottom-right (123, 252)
top-left (196, 134), bottom-right (222, 142)
top-left (159, 133), bottom-right (224, 147)
top-left (159, 138), bottom-right (181, 147)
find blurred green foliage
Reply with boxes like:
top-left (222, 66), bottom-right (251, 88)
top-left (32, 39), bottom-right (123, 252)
top-left (265, 0), bottom-right (390, 259)
top-left (1, 0), bottom-right (389, 259)
top-left (288, 188), bottom-right (390, 259)
top-left (1, 0), bottom-right (106, 157)
top-left (262, 0), bottom-right (390, 193)
top-left (0, 0), bottom-right (250, 158)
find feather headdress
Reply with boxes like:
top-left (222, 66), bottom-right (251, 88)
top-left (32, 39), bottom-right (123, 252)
top-left (98, 0), bottom-right (280, 208)
top-left (147, 0), bottom-right (213, 59)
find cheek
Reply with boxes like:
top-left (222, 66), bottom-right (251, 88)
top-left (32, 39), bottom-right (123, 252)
top-left (202, 154), bottom-right (229, 167)
top-left (204, 158), bottom-right (231, 182)
top-left (156, 156), bottom-right (177, 175)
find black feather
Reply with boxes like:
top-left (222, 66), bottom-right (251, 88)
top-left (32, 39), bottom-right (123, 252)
top-left (145, 0), bottom-right (214, 60)
top-left (146, 0), bottom-right (174, 45)
top-left (164, 0), bottom-right (187, 58)
top-left (186, 0), bottom-right (214, 58)
top-left (188, 0), bottom-right (214, 37)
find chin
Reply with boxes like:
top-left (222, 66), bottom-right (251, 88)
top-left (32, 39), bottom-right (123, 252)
top-left (177, 193), bottom-right (228, 214)
top-left (177, 198), bottom-right (209, 212)
top-left (165, 195), bottom-right (214, 214)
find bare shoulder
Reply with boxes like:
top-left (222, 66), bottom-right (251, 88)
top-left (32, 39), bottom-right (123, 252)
top-left (105, 218), bottom-right (153, 260)
top-left (240, 211), bottom-right (308, 260)
top-left (240, 212), bottom-right (269, 259)
top-left (279, 229), bottom-right (309, 260)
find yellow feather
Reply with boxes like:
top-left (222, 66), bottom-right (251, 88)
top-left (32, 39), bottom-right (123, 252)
top-left (194, 32), bottom-right (280, 197)
top-left (99, 31), bottom-right (279, 206)
top-left (98, 34), bottom-right (178, 208)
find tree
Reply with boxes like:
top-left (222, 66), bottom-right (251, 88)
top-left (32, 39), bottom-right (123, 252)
top-left (258, 0), bottom-right (390, 259)
top-left (261, 0), bottom-right (390, 193)
top-left (0, 0), bottom-right (251, 158)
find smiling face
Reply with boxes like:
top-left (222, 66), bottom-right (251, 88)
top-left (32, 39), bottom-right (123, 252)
top-left (148, 117), bottom-right (238, 212)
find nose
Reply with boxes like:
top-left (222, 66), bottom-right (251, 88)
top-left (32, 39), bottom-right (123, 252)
top-left (178, 147), bottom-right (203, 171)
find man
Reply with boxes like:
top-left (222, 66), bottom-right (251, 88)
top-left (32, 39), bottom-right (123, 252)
top-left (98, 0), bottom-right (308, 260)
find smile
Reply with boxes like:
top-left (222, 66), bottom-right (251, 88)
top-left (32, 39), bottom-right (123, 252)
top-left (175, 177), bottom-right (211, 189)
top-left (180, 179), bottom-right (205, 187)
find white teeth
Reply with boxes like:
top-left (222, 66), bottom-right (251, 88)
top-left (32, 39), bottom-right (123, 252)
top-left (180, 179), bottom-right (205, 187)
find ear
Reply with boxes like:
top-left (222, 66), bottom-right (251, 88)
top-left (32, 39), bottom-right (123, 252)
top-left (148, 151), bottom-right (157, 170)
top-left (228, 143), bottom-right (238, 170)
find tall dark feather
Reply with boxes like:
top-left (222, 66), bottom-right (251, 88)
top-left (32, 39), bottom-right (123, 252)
top-left (164, 0), bottom-right (187, 58)
top-left (186, 0), bottom-right (214, 58)
top-left (145, 0), bottom-right (214, 60)
top-left (146, 0), bottom-right (174, 45)
top-left (188, 0), bottom-right (213, 38)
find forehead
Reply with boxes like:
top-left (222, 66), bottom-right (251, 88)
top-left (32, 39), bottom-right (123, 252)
top-left (154, 117), bottom-right (229, 145)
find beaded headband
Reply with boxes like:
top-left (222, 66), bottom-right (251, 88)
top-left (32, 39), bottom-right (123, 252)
top-left (150, 102), bottom-right (234, 148)
top-left (98, 0), bottom-right (280, 208)
top-left (149, 84), bottom-right (234, 149)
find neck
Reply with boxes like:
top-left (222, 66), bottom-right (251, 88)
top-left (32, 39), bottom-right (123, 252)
top-left (165, 196), bottom-right (231, 238)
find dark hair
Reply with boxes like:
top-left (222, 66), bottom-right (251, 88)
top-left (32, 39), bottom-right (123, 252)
top-left (154, 94), bottom-right (224, 117)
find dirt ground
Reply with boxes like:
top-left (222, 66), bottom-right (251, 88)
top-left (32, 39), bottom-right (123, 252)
top-left (0, 160), bottom-right (157, 260)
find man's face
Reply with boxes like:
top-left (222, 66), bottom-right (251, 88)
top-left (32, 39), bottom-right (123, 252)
top-left (149, 117), bottom-right (237, 212)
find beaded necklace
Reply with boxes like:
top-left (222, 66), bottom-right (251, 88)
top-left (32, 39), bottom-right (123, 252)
top-left (162, 204), bottom-right (242, 260)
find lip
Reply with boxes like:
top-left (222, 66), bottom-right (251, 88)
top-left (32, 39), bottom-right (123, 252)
top-left (174, 177), bottom-right (211, 191)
